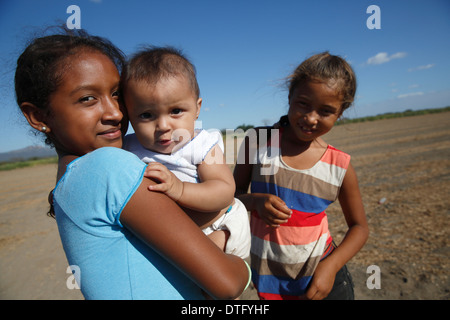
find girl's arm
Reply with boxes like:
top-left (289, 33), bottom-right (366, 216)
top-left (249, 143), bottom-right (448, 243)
top-left (119, 176), bottom-right (250, 300)
top-left (331, 162), bottom-right (369, 269)
top-left (233, 132), bottom-right (253, 199)
top-left (145, 145), bottom-right (234, 213)
top-left (305, 162), bottom-right (369, 300)
top-left (234, 130), bottom-right (291, 227)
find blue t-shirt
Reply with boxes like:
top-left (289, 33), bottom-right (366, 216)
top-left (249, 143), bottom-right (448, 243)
top-left (53, 147), bottom-right (204, 300)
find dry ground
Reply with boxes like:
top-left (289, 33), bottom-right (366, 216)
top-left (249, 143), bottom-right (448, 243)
top-left (1, 112), bottom-right (449, 299)
top-left (324, 111), bottom-right (449, 300)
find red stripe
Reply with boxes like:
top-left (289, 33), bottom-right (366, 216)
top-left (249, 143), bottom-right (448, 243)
top-left (258, 292), bottom-right (303, 300)
top-left (321, 145), bottom-right (350, 169)
top-left (251, 209), bottom-right (326, 227)
top-left (321, 241), bottom-right (335, 260)
top-left (250, 212), bottom-right (329, 246)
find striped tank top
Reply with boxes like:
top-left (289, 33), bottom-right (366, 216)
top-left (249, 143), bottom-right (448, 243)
top-left (249, 130), bottom-right (350, 300)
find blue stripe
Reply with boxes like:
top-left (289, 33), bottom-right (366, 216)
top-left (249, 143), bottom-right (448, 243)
top-left (252, 270), bottom-right (312, 296)
top-left (251, 181), bottom-right (332, 213)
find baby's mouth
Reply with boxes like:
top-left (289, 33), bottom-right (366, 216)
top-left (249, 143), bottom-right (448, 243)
top-left (158, 139), bottom-right (172, 146)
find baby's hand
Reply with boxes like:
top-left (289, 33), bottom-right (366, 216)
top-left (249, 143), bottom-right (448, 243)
top-left (144, 162), bottom-right (184, 202)
top-left (254, 194), bottom-right (292, 227)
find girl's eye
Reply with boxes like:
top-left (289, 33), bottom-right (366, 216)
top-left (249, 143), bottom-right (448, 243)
top-left (112, 91), bottom-right (120, 98)
top-left (139, 112), bottom-right (152, 119)
top-left (295, 101), bottom-right (309, 110)
top-left (320, 108), bottom-right (337, 116)
top-left (79, 96), bottom-right (95, 103)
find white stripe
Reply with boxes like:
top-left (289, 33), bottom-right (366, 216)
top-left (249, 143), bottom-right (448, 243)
top-left (250, 233), bottom-right (329, 265)
top-left (307, 161), bottom-right (347, 186)
top-left (259, 150), bottom-right (346, 187)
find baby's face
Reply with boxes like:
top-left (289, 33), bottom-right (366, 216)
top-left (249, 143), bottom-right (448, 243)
top-left (124, 75), bottom-right (201, 154)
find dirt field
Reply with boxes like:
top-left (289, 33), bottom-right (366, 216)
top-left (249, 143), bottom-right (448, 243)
top-left (1, 112), bottom-right (449, 300)
top-left (324, 111), bottom-right (450, 300)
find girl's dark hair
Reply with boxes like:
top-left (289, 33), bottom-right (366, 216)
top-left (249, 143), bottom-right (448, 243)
top-left (287, 52), bottom-right (357, 113)
top-left (14, 27), bottom-right (125, 218)
top-left (15, 27), bottom-right (125, 147)
top-left (121, 46), bottom-right (200, 99)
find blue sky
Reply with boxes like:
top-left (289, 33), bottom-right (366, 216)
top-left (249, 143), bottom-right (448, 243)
top-left (0, 0), bottom-right (449, 153)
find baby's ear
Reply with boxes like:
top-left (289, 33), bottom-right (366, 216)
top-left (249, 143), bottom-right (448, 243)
top-left (20, 102), bottom-right (50, 133)
top-left (195, 98), bottom-right (202, 119)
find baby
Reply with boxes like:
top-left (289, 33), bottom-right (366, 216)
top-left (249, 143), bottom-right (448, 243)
top-left (122, 46), bottom-right (250, 259)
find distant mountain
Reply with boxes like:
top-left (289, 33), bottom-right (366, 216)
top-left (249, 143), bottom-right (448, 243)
top-left (0, 146), bottom-right (57, 163)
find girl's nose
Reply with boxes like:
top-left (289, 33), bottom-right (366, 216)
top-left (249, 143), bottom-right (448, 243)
top-left (304, 111), bottom-right (319, 125)
top-left (103, 97), bottom-right (123, 122)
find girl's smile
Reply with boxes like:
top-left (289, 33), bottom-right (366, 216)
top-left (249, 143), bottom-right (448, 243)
top-left (98, 127), bottom-right (122, 139)
top-left (299, 125), bottom-right (315, 135)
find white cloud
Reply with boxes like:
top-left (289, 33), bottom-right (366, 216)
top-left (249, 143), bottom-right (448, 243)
top-left (408, 64), bottom-right (435, 72)
top-left (397, 92), bottom-right (424, 99)
top-left (367, 52), bottom-right (407, 65)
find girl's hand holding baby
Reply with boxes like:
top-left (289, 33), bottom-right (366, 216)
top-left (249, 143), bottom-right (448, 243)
top-left (144, 162), bottom-right (184, 202)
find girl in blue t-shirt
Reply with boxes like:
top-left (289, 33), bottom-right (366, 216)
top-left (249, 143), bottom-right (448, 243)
top-left (15, 27), bottom-right (250, 300)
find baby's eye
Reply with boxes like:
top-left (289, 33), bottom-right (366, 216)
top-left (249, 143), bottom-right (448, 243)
top-left (139, 112), bottom-right (153, 119)
top-left (171, 108), bottom-right (183, 115)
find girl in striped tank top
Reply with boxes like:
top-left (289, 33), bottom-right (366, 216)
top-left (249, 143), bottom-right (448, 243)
top-left (234, 52), bottom-right (369, 300)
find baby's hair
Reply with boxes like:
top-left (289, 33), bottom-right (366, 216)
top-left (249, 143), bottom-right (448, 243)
top-left (15, 26), bottom-right (125, 147)
top-left (287, 52), bottom-right (357, 112)
top-left (121, 46), bottom-right (200, 99)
